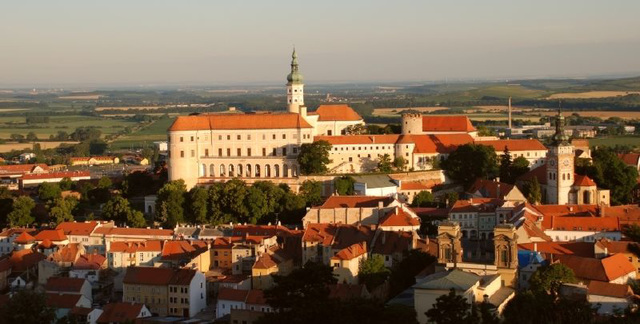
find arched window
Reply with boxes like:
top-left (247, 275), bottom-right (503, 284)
top-left (200, 164), bottom-right (206, 177)
top-left (583, 190), bottom-right (591, 204)
top-left (246, 164), bottom-right (252, 177)
top-left (274, 165), bottom-right (280, 178)
top-left (237, 164), bottom-right (243, 177)
top-left (255, 164), bottom-right (261, 177)
top-left (210, 164), bottom-right (215, 177)
top-left (265, 164), bottom-right (271, 178)
top-left (283, 165), bottom-right (289, 177)
top-left (220, 165), bottom-right (226, 177)
top-left (228, 164), bottom-right (234, 177)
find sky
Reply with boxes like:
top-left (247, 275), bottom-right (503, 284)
top-left (1, 0), bottom-right (639, 87)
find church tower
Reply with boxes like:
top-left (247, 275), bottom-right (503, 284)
top-left (546, 109), bottom-right (574, 205)
top-left (286, 48), bottom-right (304, 114)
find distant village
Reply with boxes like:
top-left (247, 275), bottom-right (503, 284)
top-left (0, 51), bottom-right (639, 324)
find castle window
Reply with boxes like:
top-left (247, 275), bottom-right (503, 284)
top-left (227, 135), bottom-right (230, 140)
top-left (237, 135), bottom-right (241, 140)
top-left (219, 135), bottom-right (222, 140)
top-left (282, 134), bottom-right (286, 139)
top-left (180, 151), bottom-right (184, 158)
top-left (190, 136), bottom-right (194, 141)
top-left (283, 148), bottom-right (287, 155)
top-left (227, 149), bottom-right (231, 157)
top-left (180, 137), bottom-right (184, 142)
top-left (273, 148), bottom-right (277, 156)
top-left (247, 148), bottom-right (252, 157)
top-left (262, 148), bottom-right (266, 156)
top-left (218, 148), bottom-right (222, 156)
top-left (328, 130), bottom-right (333, 136)
top-left (237, 148), bottom-right (241, 156)
top-left (273, 134), bottom-right (276, 140)
top-left (191, 150), bottom-right (195, 157)
top-left (205, 149), bottom-right (209, 157)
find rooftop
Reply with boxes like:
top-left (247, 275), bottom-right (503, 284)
top-left (169, 112), bottom-right (312, 131)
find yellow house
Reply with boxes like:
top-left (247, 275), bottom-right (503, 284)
top-left (251, 246), bottom-right (294, 290)
top-left (330, 242), bottom-right (367, 285)
top-left (70, 156), bottom-right (119, 166)
top-left (160, 240), bottom-right (211, 273)
top-left (595, 238), bottom-right (640, 277)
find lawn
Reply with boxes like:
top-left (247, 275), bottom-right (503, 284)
top-left (109, 116), bottom-right (175, 150)
top-left (588, 136), bottom-right (640, 147)
top-left (0, 115), bottom-right (140, 139)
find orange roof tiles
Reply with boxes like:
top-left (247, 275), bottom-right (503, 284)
top-left (379, 208), bottom-right (420, 227)
top-left (543, 215), bottom-right (619, 232)
top-left (555, 253), bottom-right (635, 282)
top-left (73, 254), bottom-right (106, 270)
top-left (35, 229), bottom-right (67, 242)
top-left (314, 134), bottom-right (400, 145)
top-left (400, 180), bottom-right (440, 191)
top-left (22, 171), bottom-right (90, 180)
top-left (302, 224), bottom-right (337, 245)
top-left (409, 134), bottom-right (475, 154)
top-left (56, 221), bottom-right (103, 236)
top-left (422, 116), bottom-right (475, 132)
top-left (39, 239), bottom-right (55, 249)
top-left (601, 253), bottom-right (636, 281)
top-left (245, 289), bottom-right (268, 305)
top-left (48, 243), bottom-right (81, 264)
top-left (0, 163), bottom-right (49, 174)
top-left (467, 179), bottom-right (515, 199)
top-left (332, 242), bottom-right (367, 260)
top-left (9, 249), bottom-right (46, 272)
top-left (45, 277), bottom-right (87, 293)
top-left (97, 302), bottom-right (146, 324)
top-left (218, 288), bottom-right (249, 302)
top-left (618, 153), bottom-right (640, 167)
top-left (320, 196), bottom-right (394, 208)
top-left (46, 293), bottom-right (82, 309)
top-left (588, 281), bottom-right (632, 298)
top-left (123, 267), bottom-right (196, 286)
top-left (13, 231), bottom-right (36, 244)
top-left (109, 241), bottom-right (163, 253)
top-left (372, 231), bottom-right (413, 255)
top-left (93, 227), bottom-right (173, 237)
top-left (595, 238), bottom-right (639, 255)
top-left (573, 174), bottom-right (597, 187)
top-left (314, 105), bottom-right (363, 121)
top-left (474, 139), bottom-right (546, 152)
top-left (161, 240), bottom-right (207, 260)
top-left (253, 253), bottom-right (279, 269)
top-left (169, 113), bottom-right (312, 131)
top-left (518, 242), bottom-right (594, 258)
top-left (517, 166), bottom-right (548, 185)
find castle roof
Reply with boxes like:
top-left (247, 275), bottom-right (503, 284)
top-left (314, 105), bottom-right (363, 121)
top-left (421, 116), bottom-right (475, 132)
top-left (169, 113), bottom-right (312, 131)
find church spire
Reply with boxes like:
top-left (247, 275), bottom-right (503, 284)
top-left (286, 48), bottom-right (304, 113)
top-left (287, 47), bottom-right (303, 84)
top-left (552, 102), bottom-right (569, 145)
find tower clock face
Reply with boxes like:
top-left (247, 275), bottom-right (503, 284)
top-left (549, 160), bottom-right (555, 166)
top-left (563, 159), bottom-right (570, 167)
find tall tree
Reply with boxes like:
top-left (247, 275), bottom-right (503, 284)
top-left (221, 179), bottom-right (249, 222)
top-left (298, 140), bottom-right (332, 175)
top-left (442, 144), bottom-right (498, 188)
top-left (529, 263), bottom-right (577, 297)
top-left (127, 209), bottom-right (147, 228)
top-left (411, 191), bottom-right (434, 207)
top-left (509, 156), bottom-right (530, 183)
top-left (425, 289), bottom-right (473, 324)
top-left (499, 146), bottom-right (512, 182)
top-left (187, 186), bottom-right (209, 224)
top-left (156, 180), bottom-right (187, 227)
top-left (58, 177), bottom-right (73, 191)
top-left (245, 186), bottom-right (268, 224)
top-left (207, 183), bottom-right (226, 225)
top-left (300, 180), bottom-right (324, 206)
top-left (97, 176), bottom-right (112, 189)
top-left (49, 197), bottom-right (78, 224)
top-left (359, 255), bottom-right (391, 290)
top-left (38, 182), bottom-right (61, 202)
top-left (521, 178), bottom-right (542, 204)
top-left (7, 196), bottom-right (35, 227)
top-left (576, 148), bottom-right (638, 205)
top-left (0, 290), bottom-right (55, 324)
top-left (265, 262), bottom-right (337, 311)
top-left (102, 195), bottom-right (133, 224)
top-left (377, 154), bottom-right (393, 173)
top-left (335, 176), bottom-right (355, 195)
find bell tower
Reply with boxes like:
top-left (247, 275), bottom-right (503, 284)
top-left (286, 48), bottom-right (304, 114)
top-left (546, 108), bottom-right (574, 205)
top-left (437, 222), bottom-right (463, 265)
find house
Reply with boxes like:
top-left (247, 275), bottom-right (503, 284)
top-left (301, 223), bottom-right (375, 265)
top-left (397, 179), bottom-right (441, 203)
top-left (587, 281), bottom-right (634, 315)
top-left (69, 307), bottom-right (104, 324)
top-left (12, 231), bottom-right (36, 251)
top-left (107, 240), bottom-right (163, 269)
top-left (46, 293), bottom-right (92, 321)
top-left (251, 246), bottom-right (294, 290)
top-left (9, 249), bottom-right (45, 284)
top-left (20, 171), bottom-right (91, 188)
top-left (70, 254), bottom-right (107, 285)
top-left (92, 227), bottom-right (173, 245)
top-left (413, 269), bottom-right (515, 324)
top-left (378, 207), bottom-right (421, 232)
top-left (34, 229), bottom-right (69, 247)
top-left (555, 253), bottom-right (636, 285)
top-left (330, 242), bottom-right (367, 284)
top-left (97, 302), bottom-right (152, 324)
top-left (0, 228), bottom-right (37, 256)
top-left (160, 240), bottom-right (210, 273)
top-left (70, 156), bottom-right (119, 166)
top-left (56, 221), bottom-right (115, 254)
top-left (301, 196), bottom-right (401, 227)
top-left (618, 153), bottom-right (640, 171)
top-left (45, 276), bottom-right (92, 302)
top-left (122, 267), bottom-right (206, 317)
top-left (467, 179), bottom-right (526, 203)
top-left (216, 288), bottom-right (272, 320)
top-left (371, 231), bottom-right (420, 268)
top-left (594, 238), bottom-right (640, 276)
top-left (352, 174), bottom-right (398, 197)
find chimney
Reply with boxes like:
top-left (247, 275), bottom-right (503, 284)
top-left (508, 97), bottom-right (512, 129)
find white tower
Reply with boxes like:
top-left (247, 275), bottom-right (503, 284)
top-left (546, 109), bottom-right (574, 205)
top-left (286, 48), bottom-right (304, 114)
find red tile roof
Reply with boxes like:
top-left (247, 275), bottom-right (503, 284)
top-left (161, 240), bottom-right (207, 260)
top-left (601, 253), bottom-right (636, 281)
top-left (518, 242), bottom-right (595, 258)
top-left (372, 231), bottom-right (414, 255)
top-left (320, 196), bottom-right (394, 208)
top-left (409, 134), bottom-right (475, 154)
top-left (56, 221), bottom-right (103, 236)
top-left (45, 277), bottom-right (87, 293)
top-left (22, 171), bottom-right (90, 180)
top-left (97, 302), bottom-right (146, 324)
top-left (556, 253), bottom-right (635, 282)
top-left (421, 116), bottom-right (475, 132)
top-left (109, 240), bottom-right (163, 253)
top-left (34, 229), bottom-right (68, 242)
top-left (123, 267), bottom-right (196, 286)
top-left (474, 139), bottom-right (546, 152)
top-left (218, 287), bottom-right (249, 302)
top-left (73, 254), bottom-right (106, 270)
top-left (46, 293), bottom-right (82, 309)
top-left (39, 239), bottom-right (55, 249)
top-left (332, 242), bottom-right (367, 261)
top-left (13, 231), bottom-right (36, 244)
top-left (314, 105), bottom-right (363, 121)
top-left (302, 224), bottom-right (337, 245)
top-left (618, 153), bottom-right (640, 167)
top-left (48, 243), bottom-right (81, 263)
top-left (314, 134), bottom-right (400, 145)
top-left (573, 174), bottom-right (597, 187)
top-left (400, 180), bottom-right (440, 191)
top-left (245, 289), bottom-right (268, 306)
top-left (543, 215), bottom-right (619, 232)
top-left (169, 113), bottom-right (312, 131)
top-left (0, 228), bottom-right (36, 238)
top-left (93, 227), bottom-right (173, 237)
top-left (379, 208), bottom-right (420, 227)
top-left (595, 238), bottom-right (639, 255)
top-left (588, 281), bottom-right (632, 298)
top-left (9, 249), bottom-right (46, 272)
top-left (467, 179), bottom-right (516, 200)
top-left (253, 253), bottom-right (279, 269)
top-left (517, 166), bottom-right (548, 185)
top-left (0, 163), bottom-right (49, 174)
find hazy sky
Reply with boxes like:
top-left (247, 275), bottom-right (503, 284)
top-left (1, 0), bottom-right (639, 87)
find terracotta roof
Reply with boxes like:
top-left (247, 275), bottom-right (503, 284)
top-left (400, 180), bottom-right (440, 191)
top-left (93, 227), bottom-right (173, 237)
top-left (372, 231), bottom-right (413, 255)
top-left (0, 228), bottom-right (36, 238)
top-left (450, 198), bottom-right (501, 214)
top-left (319, 196), bottom-right (394, 208)
top-left (328, 284), bottom-right (368, 300)
top-left (588, 281), bottom-right (632, 298)
top-left (22, 171), bottom-right (90, 180)
top-left (245, 289), bottom-right (268, 305)
top-left (618, 153), bottom-right (640, 167)
top-left (332, 242), bottom-right (367, 261)
top-left (45, 277), bottom-right (87, 293)
top-left (70, 307), bottom-right (94, 316)
top-left (109, 240), bottom-right (163, 253)
top-left (474, 139), bottom-right (546, 152)
top-left (218, 287), bottom-right (249, 302)
top-left (314, 105), bottom-right (363, 121)
top-left (39, 239), bottom-right (55, 249)
top-left (314, 134), bottom-right (399, 145)
top-left (409, 134), bottom-right (475, 154)
top-left (606, 205), bottom-right (640, 227)
top-left (543, 215), bottom-right (619, 232)
top-left (410, 207), bottom-right (449, 218)
top-left (161, 240), bottom-right (207, 260)
top-left (518, 242), bottom-right (594, 258)
top-left (9, 249), bottom-right (46, 272)
top-left (573, 174), bottom-right (597, 187)
top-left (534, 204), bottom-right (599, 217)
top-left (467, 179), bottom-right (516, 200)
top-left (0, 258), bottom-right (12, 273)
top-left (13, 231), bottom-right (36, 244)
top-left (595, 238), bottom-right (639, 255)
top-left (73, 254), bottom-right (106, 270)
top-left (302, 224), bottom-right (337, 245)
top-left (169, 113), bottom-right (312, 131)
top-left (379, 208), bottom-right (420, 227)
top-left (97, 302), bottom-right (146, 324)
top-left (517, 166), bottom-right (548, 185)
top-left (35, 229), bottom-right (68, 242)
top-left (123, 267), bottom-right (196, 286)
top-left (253, 253), bottom-right (278, 269)
top-left (555, 253), bottom-right (635, 282)
top-left (56, 221), bottom-right (103, 236)
top-left (48, 243), bottom-right (81, 263)
top-left (46, 293), bottom-right (82, 309)
top-left (0, 163), bottom-right (49, 174)
top-left (421, 116), bottom-right (475, 132)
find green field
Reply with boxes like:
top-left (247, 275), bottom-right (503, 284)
top-left (110, 116), bottom-right (175, 150)
top-left (588, 136), bottom-right (640, 147)
top-left (0, 115), bottom-right (139, 139)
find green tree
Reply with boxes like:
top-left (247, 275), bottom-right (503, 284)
top-left (393, 156), bottom-right (407, 171)
top-left (245, 186), bottom-right (268, 224)
top-left (300, 180), bottom-right (324, 206)
top-left (298, 140), bottom-right (332, 175)
top-left (156, 180), bottom-right (187, 227)
top-left (127, 209), bottom-right (147, 228)
top-left (499, 147), bottom-right (512, 182)
top-left (97, 176), bottom-right (112, 189)
top-left (49, 197), bottom-right (78, 224)
top-left (254, 181), bottom-right (286, 215)
top-left (26, 131), bottom-right (38, 141)
top-left (442, 144), bottom-right (498, 188)
top-left (7, 196), bottom-right (35, 227)
top-left (334, 176), bottom-right (355, 195)
top-left (38, 182), bottom-right (61, 202)
top-left (58, 177), bottom-right (74, 191)
top-left (425, 289), bottom-right (474, 324)
top-left (280, 192), bottom-right (306, 224)
top-left (411, 191), bottom-right (434, 207)
top-left (187, 186), bottom-right (209, 224)
top-left (443, 192), bottom-right (459, 208)
top-left (576, 148), bottom-right (639, 205)
top-left (221, 179), bottom-right (249, 222)
top-left (102, 195), bottom-right (132, 223)
top-left (529, 263), bottom-right (577, 297)
top-left (521, 178), bottom-right (542, 204)
top-left (509, 156), bottom-right (530, 183)
top-left (207, 183), bottom-right (226, 225)
top-left (0, 289), bottom-right (55, 324)
top-left (265, 262), bottom-right (337, 311)
top-left (377, 154), bottom-right (393, 173)
top-left (359, 255), bottom-right (391, 290)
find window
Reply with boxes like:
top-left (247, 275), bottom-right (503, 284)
top-left (237, 135), bottom-right (241, 140)
top-left (227, 135), bottom-right (231, 140)
top-left (180, 137), bottom-right (184, 142)
top-left (191, 150), bottom-right (195, 157)
top-left (262, 148), bottom-right (266, 156)
top-left (218, 135), bottom-right (222, 140)
top-left (247, 134), bottom-right (251, 140)
top-left (205, 149), bottom-right (209, 157)
top-left (247, 148), bottom-right (251, 157)
top-left (328, 130), bottom-right (332, 136)
top-left (227, 148), bottom-right (231, 157)
top-left (273, 148), bottom-right (277, 156)
top-left (272, 134), bottom-right (276, 140)
top-left (190, 136), bottom-right (194, 141)
top-left (283, 148), bottom-right (287, 156)
top-left (237, 148), bottom-right (241, 156)
top-left (218, 148), bottom-right (222, 156)
top-left (282, 134), bottom-right (286, 139)
top-left (180, 151), bottom-right (184, 158)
